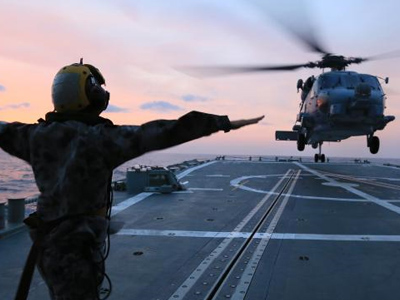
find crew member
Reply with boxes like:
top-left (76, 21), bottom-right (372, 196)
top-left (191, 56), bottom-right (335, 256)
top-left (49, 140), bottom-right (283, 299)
top-left (0, 61), bottom-right (263, 300)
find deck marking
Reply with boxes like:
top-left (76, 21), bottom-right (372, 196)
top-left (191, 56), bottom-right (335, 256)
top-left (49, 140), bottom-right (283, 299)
top-left (231, 175), bottom-right (367, 202)
top-left (318, 170), bottom-right (400, 191)
top-left (111, 162), bottom-right (216, 216)
top-left (322, 182), bottom-right (359, 188)
top-left (111, 192), bottom-right (153, 216)
top-left (271, 233), bottom-right (400, 242)
top-left (171, 190), bottom-right (193, 194)
top-left (231, 173), bottom-right (400, 203)
top-left (230, 169), bottom-right (301, 300)
top-left (168, 170), bottom-right (293, 300)
top-left (188, 188), bottom-right (224, 191)
top-left (116, 229), bottom-right (400, 242)
top-left (176, 161), bottom-right (217, 180)
top-left (231, 179), bottom-right (249, 191)
top-left (295, 162), bottom-right (400, 215)
top-left (117, 229), bottom-right (249, 239)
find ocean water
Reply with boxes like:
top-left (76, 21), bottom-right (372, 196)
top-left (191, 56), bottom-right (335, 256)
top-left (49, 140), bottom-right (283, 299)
top-left (0, 149), bottom-right (216, 202)
top-left (0, 149), bottom-right (399, 202)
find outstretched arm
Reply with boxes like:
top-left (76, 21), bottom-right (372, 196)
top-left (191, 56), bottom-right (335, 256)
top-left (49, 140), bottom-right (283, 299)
top-left (137, 111), bottom-right (264, 153)
top-left (0, 121), bottom-right (32, 162)
top-left (105, 111), bottom-right (264, 167)
top-left (230, 116), bottom-right (265, 130)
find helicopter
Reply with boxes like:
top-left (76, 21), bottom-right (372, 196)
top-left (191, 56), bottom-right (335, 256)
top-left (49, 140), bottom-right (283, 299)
top-left (274, 53), bottom-right (395, 163)
top-left (180, 8), bottom-right (397, 163)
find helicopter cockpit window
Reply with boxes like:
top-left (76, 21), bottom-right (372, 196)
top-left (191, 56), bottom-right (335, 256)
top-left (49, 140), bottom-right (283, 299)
top-left (320, 75), bottom-right (342, 89)
top-left (359, 75), bottom-right (380, 90)
top-left (321, 73), bottom-right (381, 90)
top-left (342, 74), bottom-right (381, 90)
top-left (343, 74), bottom-right (361, 89)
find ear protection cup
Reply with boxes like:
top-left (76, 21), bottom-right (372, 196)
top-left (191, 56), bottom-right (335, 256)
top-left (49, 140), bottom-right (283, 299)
top-left (86, 75), bottom-right (110, 111)
top-left (85, 64), bottom-right (105, 85)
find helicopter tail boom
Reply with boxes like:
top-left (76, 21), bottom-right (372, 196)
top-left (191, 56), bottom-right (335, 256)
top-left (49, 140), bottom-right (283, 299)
top-left (275, 130), bottom-right (298, 141)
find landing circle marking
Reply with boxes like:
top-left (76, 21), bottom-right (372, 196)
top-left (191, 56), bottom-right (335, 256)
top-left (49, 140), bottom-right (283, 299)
top-left (230, 174), bottom-right (381, 202)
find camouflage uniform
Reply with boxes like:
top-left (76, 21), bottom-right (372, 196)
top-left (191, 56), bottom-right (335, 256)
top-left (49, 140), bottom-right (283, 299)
top-left (0, 111), bottom-right (231, 299)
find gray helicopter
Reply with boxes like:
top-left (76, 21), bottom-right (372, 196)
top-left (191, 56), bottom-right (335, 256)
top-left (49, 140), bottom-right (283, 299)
top-left (182, 52), bottom-right (396, 162)
top-left (275, 54), bottom-right (395, 162)
top-left (180, 6), bottom-right (397, 162)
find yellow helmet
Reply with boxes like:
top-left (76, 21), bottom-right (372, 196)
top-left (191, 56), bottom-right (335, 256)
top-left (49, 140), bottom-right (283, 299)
top-left (51, 61), bottom-right (109, 114)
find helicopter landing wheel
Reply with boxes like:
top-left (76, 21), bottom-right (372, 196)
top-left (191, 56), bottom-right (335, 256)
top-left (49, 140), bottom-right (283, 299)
top-left (297, 134), bottom-right (306, 151)
top-left (368, 136), bottom-right (380, 154)
top-left (314, 153), bottom-right (326, 163)
top-left (314, 142), bottom-right (325, 162)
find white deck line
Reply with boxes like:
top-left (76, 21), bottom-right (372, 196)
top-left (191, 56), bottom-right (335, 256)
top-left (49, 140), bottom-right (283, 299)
top-left (176, 161), bottom-right (217, 180)
top-left (270, 233), bottom-right (400, 242)
top-left (111, 192), bottom-right (153, 217)
top-left (230, 175), bottom-right (369, 202)
top-left (294, 162), bottom-right (400, 215)
top-left (188, 188), bottom-right (224, 191)
top-left (116, 229), bottom-right (400, 242)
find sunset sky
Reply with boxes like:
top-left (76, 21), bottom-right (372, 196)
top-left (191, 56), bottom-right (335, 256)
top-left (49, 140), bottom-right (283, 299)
top-left (1, 0), bottom-right (399, 158)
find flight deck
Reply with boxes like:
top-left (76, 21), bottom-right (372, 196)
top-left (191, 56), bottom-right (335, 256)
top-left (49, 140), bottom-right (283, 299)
top-left (1, 158), bottom-right (400, 300)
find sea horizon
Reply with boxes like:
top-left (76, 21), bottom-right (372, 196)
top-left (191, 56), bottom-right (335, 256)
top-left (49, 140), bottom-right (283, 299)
top-left (1, 149), bottom-right (399, 202)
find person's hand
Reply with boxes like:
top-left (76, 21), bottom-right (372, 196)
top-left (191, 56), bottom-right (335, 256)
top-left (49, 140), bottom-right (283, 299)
top-left (230, 115), bottom-right (264, 130)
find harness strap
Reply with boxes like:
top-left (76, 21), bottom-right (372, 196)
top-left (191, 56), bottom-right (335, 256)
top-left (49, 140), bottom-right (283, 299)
top-left (14, 212), bottom-right (64, 300)
top-left (14, 240), bottom-right (40, 300)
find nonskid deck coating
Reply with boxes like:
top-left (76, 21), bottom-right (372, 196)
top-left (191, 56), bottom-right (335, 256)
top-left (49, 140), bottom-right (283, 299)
top-left (1, 160), bottom-right (400, 300)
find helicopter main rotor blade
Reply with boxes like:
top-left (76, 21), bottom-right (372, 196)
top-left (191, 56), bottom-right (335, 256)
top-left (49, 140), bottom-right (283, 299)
top-left (363, 49), bottom-right (400, 62)
top-left (251, 0), bottom-right (330, 55)
top-left (178, 63), bottom-right (311, 77)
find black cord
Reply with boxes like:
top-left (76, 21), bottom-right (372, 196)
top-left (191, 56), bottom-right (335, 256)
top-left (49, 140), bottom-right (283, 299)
top-left (96, 176), bottom-right (114, 300)
top-left (104, 177), bottom-right (113, 260)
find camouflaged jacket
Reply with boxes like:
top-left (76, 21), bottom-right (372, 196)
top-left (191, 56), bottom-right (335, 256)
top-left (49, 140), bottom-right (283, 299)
top-left (0, 111), bottom-right (231, 222)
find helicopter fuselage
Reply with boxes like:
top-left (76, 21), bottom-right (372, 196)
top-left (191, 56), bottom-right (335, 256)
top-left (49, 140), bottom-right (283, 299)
top-left (300, 71), bottom-right (392, 142)
top-left (276, 70), bottom-right (395, 157)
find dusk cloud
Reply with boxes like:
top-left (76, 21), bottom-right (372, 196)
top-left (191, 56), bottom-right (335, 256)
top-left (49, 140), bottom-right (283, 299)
top-left (0, 84), bottom-right (5, 92)
top-left (181, 94), bottom-right (209, 102)
top-left (140, 101), bottom-right (183, 113)
top-left (106, 104), bottom-right (130, 113)
top-left (0, 102), bottom-right (30, 111)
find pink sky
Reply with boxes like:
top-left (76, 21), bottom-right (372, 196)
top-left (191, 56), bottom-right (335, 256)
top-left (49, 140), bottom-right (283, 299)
top-left (1, 0), bottom-right (399, 158)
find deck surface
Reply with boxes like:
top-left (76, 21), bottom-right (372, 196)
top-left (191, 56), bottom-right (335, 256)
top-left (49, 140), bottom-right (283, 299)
top-left (1, 159), bottom-right (400, 300)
